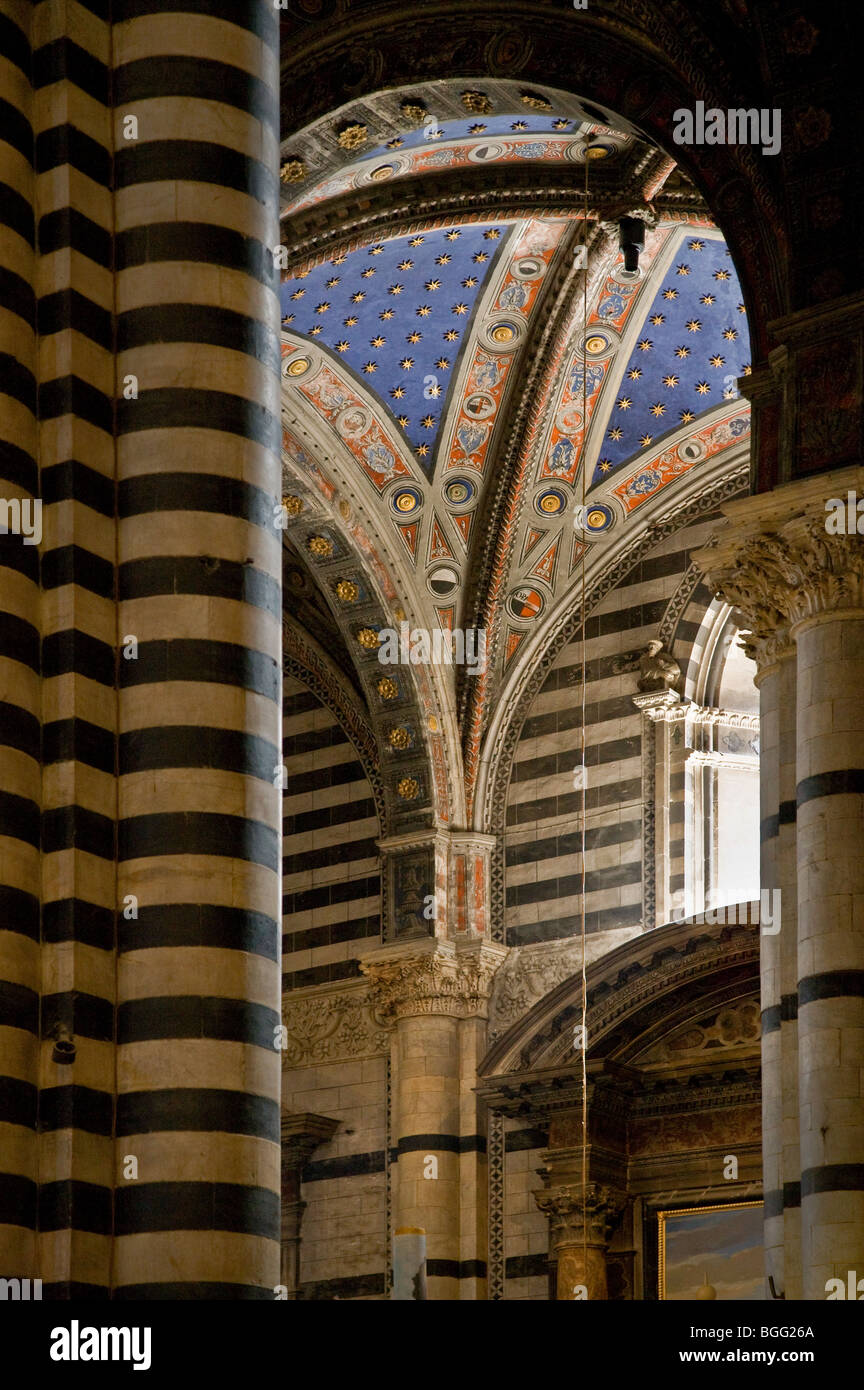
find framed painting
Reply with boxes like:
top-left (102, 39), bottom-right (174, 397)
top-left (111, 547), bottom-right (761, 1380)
top-left (657, 1201), bottom-right (764, 1300)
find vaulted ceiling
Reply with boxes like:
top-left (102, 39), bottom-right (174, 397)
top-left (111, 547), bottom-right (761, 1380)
top-left (276, 81), bottom-right (752, 834)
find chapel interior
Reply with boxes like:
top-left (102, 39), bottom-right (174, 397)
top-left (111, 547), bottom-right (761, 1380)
top-left (0, 0), bottom-right (861, 1301)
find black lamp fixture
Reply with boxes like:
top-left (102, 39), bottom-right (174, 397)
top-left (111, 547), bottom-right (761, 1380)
top-left (618, 216), bottom-right (645, 279)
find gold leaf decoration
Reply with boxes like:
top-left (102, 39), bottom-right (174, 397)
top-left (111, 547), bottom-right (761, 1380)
top-left (280, 158), bottom-right (307, 184)
top-left (461, 90), bottom-right (492, 115)
top-left (520, 91), bottom-right (551, 110)
top-left (337, 123), bottom-right (368, 150)
top-left (400, 101), bottom-right (428, 124)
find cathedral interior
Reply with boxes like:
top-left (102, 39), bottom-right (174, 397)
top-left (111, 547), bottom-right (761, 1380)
top-left (0, 0), bottom-right (862, 1303)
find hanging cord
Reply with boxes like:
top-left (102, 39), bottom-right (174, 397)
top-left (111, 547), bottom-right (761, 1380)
top-left (578, 136), bottom-right (591, 1297)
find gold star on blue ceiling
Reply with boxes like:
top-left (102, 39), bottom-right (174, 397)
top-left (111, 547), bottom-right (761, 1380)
top-left (280, 223), bottom-right (509, 474)
top-left (591, 234), bottom-right (750, 483)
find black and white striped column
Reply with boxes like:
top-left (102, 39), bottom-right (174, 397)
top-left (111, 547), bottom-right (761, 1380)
top-left (777, 650), bottom-right (801, 1299)
top-left (33, 0), bottom-right (118, 1296)
top-left (755, 647), bottom-right (785, 1297)
top-left (795, 607), bottom-right (864, 1300)
top-left (112, 2), bottom-right (282, 1296)
top-left (0, 0), bottom-right (40, 1283)
top-left (756, 641), bottom-right (800, 1299)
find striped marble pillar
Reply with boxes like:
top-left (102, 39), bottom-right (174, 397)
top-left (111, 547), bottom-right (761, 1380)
top-left (777, 649), bottom-right (802, 1299)
top-left (32, 0), bottom-right (118, 1296)
top-left (754, 644), bottom-right (785, 1298)
top-left (111, 3), bottom-right (283, 1296)
top-left (696, 478), bottom-right (864, 1301)
top-left (794, 603), bottom-right (864, 1299)
top-left (361, 938), bottom-right (505, 1299)
top-left (0, 0), bottom-right (40, 1284)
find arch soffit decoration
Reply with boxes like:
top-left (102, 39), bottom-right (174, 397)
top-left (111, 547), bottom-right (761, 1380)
top-left (279, 373), bottom-right (463, 830)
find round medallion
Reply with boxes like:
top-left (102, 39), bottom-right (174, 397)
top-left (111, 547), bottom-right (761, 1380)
top-left (574, 502), bottom-right (614, 535)
top-left (513, 256), bottom-right (544, 280)
top-left (584, 334), bottom-right (609, 355)
top-left (557, 406), bottom-right (583, 433)
top-left (284, 356), bottom-right (311, 378)
top-left (463, 392), bottom-right (496, 420)
top-left (677, 437), bottom-right (706, 464)
top-left (535, 488), bottom-right (567, 516)
top-left (337, 405), bottom-right (371, 438)
top-left (482, 319), bottom-right (521, 353)
top-left (391, 487), bottom-right (423, 515)
top-left (427, 565), bottom-right (459, 598)
top-left (468, 141), bottom-right (507, 163)
top-left (507, 587), bottom-right (545, 621)
top-left (370, 164), bottom-right (395, 181)
top-left (444, 477), bottom-right (477, 507)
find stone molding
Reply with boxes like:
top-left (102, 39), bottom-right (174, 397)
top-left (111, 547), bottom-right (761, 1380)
top-left (281, 1113), bottom-right (340, 1172)
top-left (633, 689), bottom-right (760, 731)
top-left (360, 939), bottom-right (507, 1022)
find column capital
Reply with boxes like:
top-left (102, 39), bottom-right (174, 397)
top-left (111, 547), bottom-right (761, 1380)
top-left (692, 468), bottom-right (864, 664)
top-left (533, 1182), bottom-right (628, 1247)
top-left (359, 938), bottom-right (507, 1022)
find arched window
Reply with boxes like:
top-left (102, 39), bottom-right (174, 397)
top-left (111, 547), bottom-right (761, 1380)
top-left (684, 605), bottom-right (760, 916)
top-left (636, 602), bottom-right (760, 928)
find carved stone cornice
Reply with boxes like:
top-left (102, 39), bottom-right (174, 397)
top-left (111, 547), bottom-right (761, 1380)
top-left (281, 1113), bottom-right (340, 1173)
top-left (533, 1182), bottom-right (628, 1247)
top-left (631, 688), bottom-right (683, 719)
top-left (360, 939), bottom-right (507, 1022)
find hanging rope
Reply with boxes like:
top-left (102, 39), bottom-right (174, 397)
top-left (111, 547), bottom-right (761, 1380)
top-left (578, 133), bottom-right (591, 1299)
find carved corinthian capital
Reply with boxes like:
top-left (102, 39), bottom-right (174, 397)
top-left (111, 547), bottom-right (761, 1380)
top-left (693, 476), bottom-right (864, 666)
top-left (533, 1183), bottom-right (628, 1246)
top-left (360, 939), bottom-right (507, 1022)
